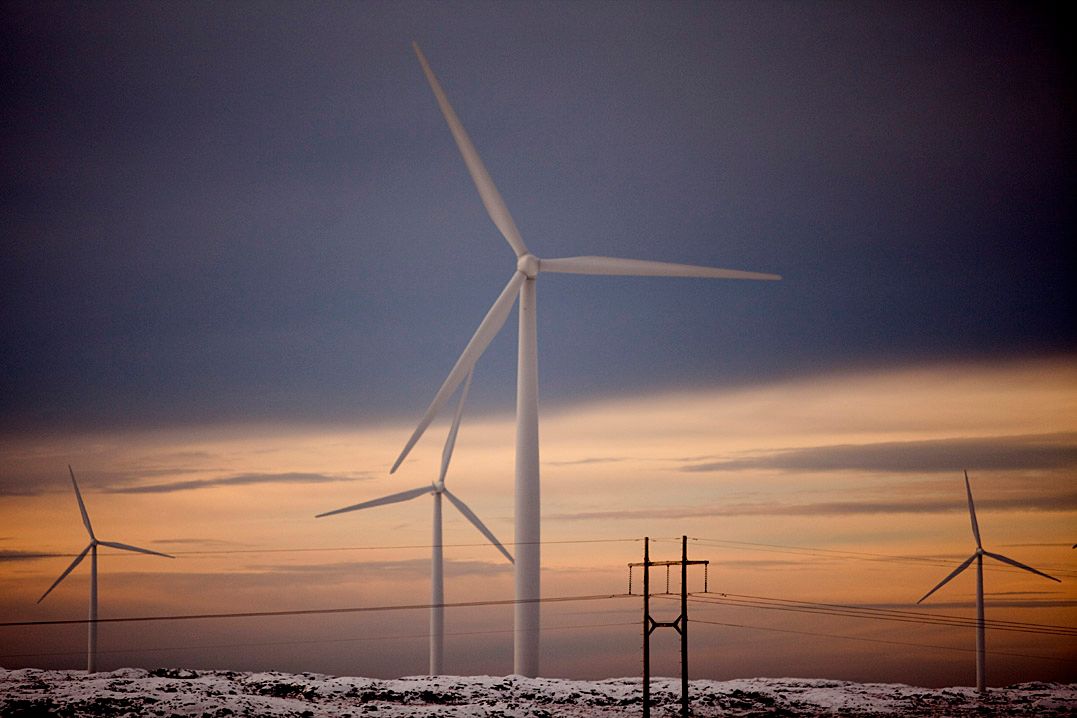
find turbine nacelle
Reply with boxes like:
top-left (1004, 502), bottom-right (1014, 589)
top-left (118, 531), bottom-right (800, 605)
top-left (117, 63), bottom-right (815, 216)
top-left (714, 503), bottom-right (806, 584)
top-left (517, 254), bottom-right (540, 278)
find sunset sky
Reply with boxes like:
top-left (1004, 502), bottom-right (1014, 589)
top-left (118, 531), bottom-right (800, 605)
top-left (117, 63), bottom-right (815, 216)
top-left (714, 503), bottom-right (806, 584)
top-left (2, 2), bottom-right (1074, 686)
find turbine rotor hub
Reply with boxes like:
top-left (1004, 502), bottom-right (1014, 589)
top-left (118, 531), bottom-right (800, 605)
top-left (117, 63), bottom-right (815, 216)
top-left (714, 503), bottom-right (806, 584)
top-left (976, 547), bottom-right (984, 555)
top-left (433, 481), bottom-right (445, 494)
top-left (517, 253), bottom-right (540, 279)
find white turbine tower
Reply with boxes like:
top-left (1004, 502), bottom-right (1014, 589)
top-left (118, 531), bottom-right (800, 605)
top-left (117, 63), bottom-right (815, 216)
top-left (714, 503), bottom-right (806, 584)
top-left (37, 466), bottom-right (174, 673)
top-left (917, 471), bottom-right (1060, 692)
top-left (395, 43), bottom-right (781, 676)
top-left (319, 369), bottom-right (513, 675)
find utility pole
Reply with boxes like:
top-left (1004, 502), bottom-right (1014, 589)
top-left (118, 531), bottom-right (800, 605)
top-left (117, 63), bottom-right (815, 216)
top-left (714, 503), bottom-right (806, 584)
top-left (629, 536), bottom-right (709, 717)
top-left (681, 535), bottom-right (688, 712)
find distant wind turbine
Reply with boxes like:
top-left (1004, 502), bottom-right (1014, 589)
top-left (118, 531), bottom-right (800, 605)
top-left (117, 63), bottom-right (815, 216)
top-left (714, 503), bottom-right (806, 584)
top-left (318, 369), bottom-right (513, 675)
top-left (37, 466), bottom-right (174, 673)
top-left (917, 471), bottom-right (1060, 692)
top-left (395, 42), bottom-right (781, 676)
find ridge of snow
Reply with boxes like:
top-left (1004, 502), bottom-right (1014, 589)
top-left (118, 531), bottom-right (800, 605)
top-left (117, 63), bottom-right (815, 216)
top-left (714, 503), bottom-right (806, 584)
top-left (1, 667), bottom-right (1074, 717)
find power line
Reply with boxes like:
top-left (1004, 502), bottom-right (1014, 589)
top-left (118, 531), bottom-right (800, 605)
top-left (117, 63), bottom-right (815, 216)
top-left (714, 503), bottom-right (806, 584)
top-left (708, 593), bottom-right (1077, 632)
top-left (11, 588), bottom-right (1069, 636)
top-left (683, 594), bottom-right (1076, 636)
top-left (689, 536), bottom-right (1077, 578)
top-left (19, 535), bottom-right (1076, 580)
top-left (672, 594), bottom-right (1077, 637)
top-left (639, 535), bottom-right (1077, 578)
top-left (698, 592), bottom-right (1077, 634)
top-left (172, 537), bottom-right (642, 556)
top-left (18, 537), bottom-right (643, 559)
top-left (691, 618), bottom-right (1076, 664)
top-left (0, 621), bottom-right (637, 660)
top-left (4, 570), bottom-right (1072, 675)
top-left (0, 593), bottom-right (634, 628)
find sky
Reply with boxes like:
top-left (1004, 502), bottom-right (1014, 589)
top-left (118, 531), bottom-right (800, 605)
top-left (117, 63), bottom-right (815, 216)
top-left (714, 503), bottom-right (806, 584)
top-left (1, 1), bottom-right (1075, 686)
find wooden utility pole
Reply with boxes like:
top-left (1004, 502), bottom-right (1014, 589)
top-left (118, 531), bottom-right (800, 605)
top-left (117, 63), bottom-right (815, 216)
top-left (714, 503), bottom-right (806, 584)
top-left (629, 536), bottom-right (708, 717)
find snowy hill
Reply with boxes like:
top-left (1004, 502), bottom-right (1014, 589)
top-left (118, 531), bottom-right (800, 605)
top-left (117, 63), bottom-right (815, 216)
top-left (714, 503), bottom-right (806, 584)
top-left (1, 668), bottom-right (1074, 717)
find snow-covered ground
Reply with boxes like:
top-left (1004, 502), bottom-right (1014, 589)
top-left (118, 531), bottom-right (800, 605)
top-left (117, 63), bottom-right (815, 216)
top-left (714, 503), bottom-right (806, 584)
top-left (1, 668), bottom-right (1073, 717)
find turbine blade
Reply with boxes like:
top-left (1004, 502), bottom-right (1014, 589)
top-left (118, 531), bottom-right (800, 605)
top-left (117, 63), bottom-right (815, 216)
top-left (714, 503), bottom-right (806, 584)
top-left (539, 256), bottom-right (781, 281)
top-left (984, 551), bottom-right (1061, 583)
top-left (37, 544), bottom-right (91, 603)
top-left (916, 553), bottom-right (977, 604)
top-left (964, 470), bottom-right (982, 549)
top-left (96, 540), bottom-right (174, 559)
top-left (438, 368), bottom-right (474, 486)
top-left (443, 488), bottom-right (514, 564)
top-left (412, 42), bottom-right (529, 258)
top-left (69, 465), bottom-right (95, 540)
top-left (391, 272), bottom-right (524, 473)
top-left (316, 485), bottom-right (432, 518)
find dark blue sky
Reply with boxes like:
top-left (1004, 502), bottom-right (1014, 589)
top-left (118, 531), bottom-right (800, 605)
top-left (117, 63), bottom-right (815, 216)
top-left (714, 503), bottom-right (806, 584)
top-left (2, 1), bottom-right (1072, 433)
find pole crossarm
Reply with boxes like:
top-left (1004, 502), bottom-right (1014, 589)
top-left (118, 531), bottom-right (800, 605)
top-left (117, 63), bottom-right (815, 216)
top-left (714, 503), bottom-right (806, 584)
top-left (628, 560), bottom-right (709, 568)
top-left (647, 615), bottom-right (683, 635)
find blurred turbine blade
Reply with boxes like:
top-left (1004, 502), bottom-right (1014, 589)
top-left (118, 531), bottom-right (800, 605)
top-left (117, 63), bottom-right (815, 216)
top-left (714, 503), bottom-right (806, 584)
top-left (438, 368), bottom-right (474, 486)
top-left (984, 551), bottom-right (1061, 583)
top-left (539, 256), bottom-right (781, 281)
top-left (96, 540), bottom-right (174, 559)
top-left (316, 485), bottom-right (432, 518)
top-left (443, 487), bottom-right (514, 564)
top-left (412, 42), bottom-right (529, 258)
top-left (916, 553), bottom-right (976, 604)
top-left (69, 465), bottom-right (95, 540)
top-left (37, 543), bottom-right (91, 603)
top-left (391, 272), bottom-right (523, 473)
top-left (964, 470), bottom-right (982, 549)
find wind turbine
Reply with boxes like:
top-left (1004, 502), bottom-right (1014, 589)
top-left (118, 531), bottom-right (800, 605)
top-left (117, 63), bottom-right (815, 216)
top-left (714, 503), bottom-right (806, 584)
top-left (917, 471), bottom-right (1060, 692)
top-left (37, 466), bottom-right (174, 673)
top-left (318, 369), bottom-right (513, 675)
top-left (394, 43), bottom-right (781, 676)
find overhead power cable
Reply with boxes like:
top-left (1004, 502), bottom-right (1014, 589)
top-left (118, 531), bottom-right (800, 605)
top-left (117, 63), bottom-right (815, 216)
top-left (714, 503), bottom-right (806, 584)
top-left (20, 535), bottom-right (1075, 579)
top-left (676, 594), bottom-right (1077, 637)
top-left (19, 537), bottom-right (642, 559)
top-left (687, 536), bottom-right (1077, 579)
top-left (696, 592), bottom-right (1077, 634)
top-left (0, 620), bottom-right (637, 660)
top-left (0, 593), bottom-right (633, 628)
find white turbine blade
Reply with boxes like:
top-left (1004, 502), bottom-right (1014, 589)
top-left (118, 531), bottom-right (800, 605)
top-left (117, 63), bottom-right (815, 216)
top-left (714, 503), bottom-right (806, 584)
top-left (916, 553), bottom-right (977, 604)
top-left (316, 485), bottom-right (432, 518)
top-left (37, 543), bottom-right (91, 603)
top-left (68, 465), bottom-right (95, 540)
top-left (984, 551), bottom-right (1061, 583)
top-left (412, 42), bottom-right (529, 258)
top-left (391, 271), bottom-right (524, 473)
top-left (964, 470), bottom-right (982, 549)
top-left (539, 256), bottom-right (781, 280)
top-left (96, 540), bottom-right (174, 559)
top-left (443, 488), bottom-right (514, 564)
top-left (438, 368), bottom-right (474, 486)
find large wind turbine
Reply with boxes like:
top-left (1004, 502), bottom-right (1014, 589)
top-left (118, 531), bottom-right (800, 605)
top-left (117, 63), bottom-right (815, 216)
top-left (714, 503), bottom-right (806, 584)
top-left (917, 471), bottom-right (1060, 692)
top-left (37, 466), bottom-right (174, 673)
top-left (394, 43), bottom-right (781, 676)
top-left (319, 369), bottom-right (513, 675)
